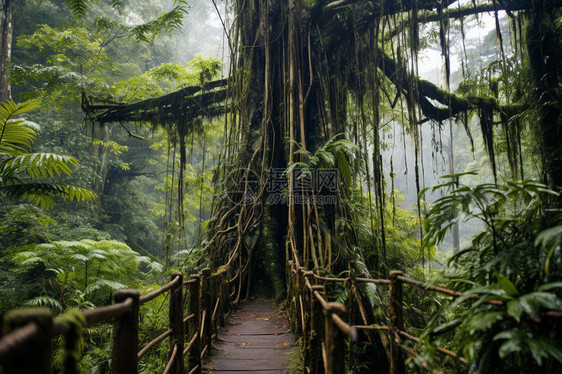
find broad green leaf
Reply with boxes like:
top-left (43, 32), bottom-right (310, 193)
top-left (507, 299), bottom-right (524, 322)
top-left (518, 292), bottom-right (562, 321)
top-left (498, 338), bottom-right (522, 359)
top-left (497, 274), bottom-right (519, 297)
top-left (462, 311), bottom-right (504, 334)
top-left (538, 282), bottom-right (562, 292)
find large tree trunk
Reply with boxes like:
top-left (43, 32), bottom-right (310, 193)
top-left (526, 7), bottom-right (562, 190)
top-left (0, 0), bottom-right (12, 103)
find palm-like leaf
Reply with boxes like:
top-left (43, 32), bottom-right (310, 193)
top-left (65, 0), bottom-right (127, 16)
top-left (64, 0), bottom-right (91, 16)
top-left (1, 182), bottom-right (97, 209)
top-left (83, 280), bottom-right (126, 296)
top-left (0, 100), bottom-right (41, 157)
top-left (24, 296), bottom-right (63, 313)
top-left (2, 153), bottom-right (78, 178)
top-left (0, 100), bottom-right (97, 208)
top-left (0, 100), bottom-right (40, 124)
top-left (0, 119), bottom-right (38, 156)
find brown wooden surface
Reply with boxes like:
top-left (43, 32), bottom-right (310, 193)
top-left (205, 299), bottom-right (299, 373)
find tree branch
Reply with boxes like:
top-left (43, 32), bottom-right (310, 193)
top-left (377, 47), bottom-right (525, 122)
top-left (85, 79), bottom-right (228, 124)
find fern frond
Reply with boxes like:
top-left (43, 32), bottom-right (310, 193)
top-left (83, 280), bottom-right (126, 296)
top-left (0, 119), bottom-right (37, 156)
top-left (64, 0), bottom-right (91, 16)
top-left (130, 4), bottom-right (188, 42)
top-left (12, 251), bottom-right (44, 266)
top-left (0, 100), bottom-right (40, 125)
top-left (1, 183), bottom-right (96, 209)
top-left (24, 296), bottom-right (63, 312)
top-left (137, 256), bottom-right (164, 273)
top-left (57, 241), bottom-right (93, 251)
top-left (2, 153), bottom-right (78, 178)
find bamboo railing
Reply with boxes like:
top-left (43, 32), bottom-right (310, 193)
top-left (0, 267), bottom-right (232, 374)
top-left (2, 257), bottom-right (561, 374)
top-left (286, 263), bottom-right (562, 374)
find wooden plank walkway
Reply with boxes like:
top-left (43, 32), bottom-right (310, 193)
top-left (204, 299), bottom-right (300, 374)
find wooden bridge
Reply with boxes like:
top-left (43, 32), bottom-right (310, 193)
top-left (1, 255), bottom-right (560, 374)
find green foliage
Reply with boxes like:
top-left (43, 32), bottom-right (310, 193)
top-left (347, 188), bottom-right (423, 271)
top-left (0, 100), bottom-right (96, 208)
top-left (4, 239), bottom-right (160, 310)
top-left (113, 58), bottom-right (223, 102)
top-left (14, 24), bottom-right (112, 101)
top-left (418, 177), bottom-right (562, 373)
top-left (0, 204), bottom-right (55, 248)
top-left (64, 0), bottom-right (92, 16)
top-left (286, 133), bottom-right (361, 188)
top-left (130, 1), bottom-right (189, 42)
top-left (188, 55), bottom-right (223, 84)
top-left (64, 0), bottom-right (188, 43)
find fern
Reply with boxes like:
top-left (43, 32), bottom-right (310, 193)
top-left (286, 133), bottom-right (360, 188)
top-left (24, 296), bottom-right (63, 313)
top-left (130, 4), bottom-right (188, 43)
top-left (83, 280), bottom-right (126, 296)
top-left (0, 100), bottom-right (97, 208)
top-left (64, 0), bottom-right (91, 16)
top-left (418, 178), bottom-right (562, 372)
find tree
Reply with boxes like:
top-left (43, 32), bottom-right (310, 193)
top-left (1, 0), bottom-right (189, 103)
top-left (0, 0), bottom-right (13, 102)
top-left (5, 0), bottom-right (562, 371)
top-left (85, 0), bottom-right (562, 290)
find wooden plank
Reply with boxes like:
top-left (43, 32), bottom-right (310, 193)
top-left (210, 358), bottom-right (288, 370)
top-left (208, 370), bottom-right (288, 373)
top-left (223, 326), bottom-right (288, 335)
top-left (203, 299), bottom-right (298, 374)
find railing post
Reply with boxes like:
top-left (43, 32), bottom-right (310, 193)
top-left (188, 274), bottom-right (201, 373)
top-left (220, 271), bottom-right (228, 318)
top-left (1, 308), bottom-right (53, 374)
top-left (112, 289), bottom-right (140, 374)
top-left (169, 272), bottom-right (185, 374)
top-left (302, 271), bottom-right (311, 364)
top-left (310, 285), bottom-right (325, 374)
top-left (297, 267), bottom-right (306, 335)
top-left (217, 271), bottom-right (227, 328)
top-left (210, 273), bottom-right (220, 333)
top-left (325, 302), bottom-right (346, 374)
top-left (389, 270), bottom-right (405, 374)
top-left (200, 268), bottom-right (212, 357)
top-left (287, 261), bottom-right (298, 332)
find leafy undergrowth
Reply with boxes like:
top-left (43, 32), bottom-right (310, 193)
top-left (414, 176), bottom-right (562, 373)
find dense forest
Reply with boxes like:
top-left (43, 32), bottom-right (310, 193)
top-left (1, 0), bottom-right (562, 373)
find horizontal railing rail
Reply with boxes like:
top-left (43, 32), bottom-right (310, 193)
top-left (288, 264), bottom-right (562, 374)
top-left (2, 249), bottom-right (559, 374)
top-left (0, 266), bottom-right (233, 374)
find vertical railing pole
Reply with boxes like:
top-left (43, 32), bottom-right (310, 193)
top-left (303, 271), bottom-right (316, 369)
top-left (325, 303), bottom-right (346, 374)
top-left (187, 274), bottom-right (201, 373)
top-left (169, 272), bottom-right (185, 374)
top-left (297, 267), bottom-right (306, 335)
top-left (112, 289), bottom-right (140, 374)
top-left (211, 273), bottom-right (221, 333)
top-left (389, 270), bottom-right (405, 374)
top-left (1, 308), bottom-right (53, 374)
top-left (217, 271), bottom-right (226, 328)
top-left (287, 261), bottom-right (298, 332)
top-left (200, 268), bottom-right (212, 357)
top-left (310, 285), bottom-right (325, 374)
top-left (220, 271), bottom-right (228, 319)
